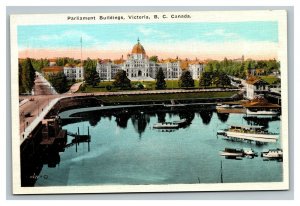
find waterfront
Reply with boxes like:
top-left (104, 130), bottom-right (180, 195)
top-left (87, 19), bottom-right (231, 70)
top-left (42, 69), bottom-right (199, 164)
top-left (35, 107), bottom-right (282, 186)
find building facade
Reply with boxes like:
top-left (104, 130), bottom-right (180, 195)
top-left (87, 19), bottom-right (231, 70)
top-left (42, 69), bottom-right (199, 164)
top-left (63, 63), bottom-right (84, 80)
top-left (96, 39), bottom-right (204, 81)
top-left (245, 77), bottom-right (269, 99)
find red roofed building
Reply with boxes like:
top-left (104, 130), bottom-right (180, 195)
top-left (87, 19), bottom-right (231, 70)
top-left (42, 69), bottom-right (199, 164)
top-left (246, 76), bottom-right (269, 99)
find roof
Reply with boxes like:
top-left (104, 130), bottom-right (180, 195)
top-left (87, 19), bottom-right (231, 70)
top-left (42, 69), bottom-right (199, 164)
top-left (48, 58), bottom-right (57, 62)
top-left (242, 97), bottom-right (280, 108)
top-left (158, 58), bottom-right (179, 63)
top-left (98, 59), bottom-right (112, 64)
top-left (180, 60), bottom-right (189, 70)
top-left (42, 66), bottom-right (63, 73)
top-left (113, 59), bottom-right (126, 65)
top-left (131, 39), bottom-right (146, 55)
top-left (246, 76), bottom-right (269, 85)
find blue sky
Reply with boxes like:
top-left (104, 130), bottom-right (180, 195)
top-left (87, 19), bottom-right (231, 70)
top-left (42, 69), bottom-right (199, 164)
top-left (18, 21), bottom-right (279, 60)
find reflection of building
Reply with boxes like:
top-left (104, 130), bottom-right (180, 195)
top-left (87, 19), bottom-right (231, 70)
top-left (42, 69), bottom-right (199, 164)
top-left (96, 39), bottom-right (205, 81)
top-left (63, 63), bottom-right (84, 80)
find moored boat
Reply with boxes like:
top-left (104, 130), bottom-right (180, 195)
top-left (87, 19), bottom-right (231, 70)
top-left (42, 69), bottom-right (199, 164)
top-left (153, 122), bottom-right (179, 129)
top-left (219, 148), bottom-right (243, 157)
top-left (219, 148), bottom-right (257, 158)
top-left (216, 104), bottom-right (246, 114)
top-left (261, 148), bottom-right (283, 159)
top-left (217, 125), bottom-right (279, 143)
top-left (246, 109), bottom-right (279, 118)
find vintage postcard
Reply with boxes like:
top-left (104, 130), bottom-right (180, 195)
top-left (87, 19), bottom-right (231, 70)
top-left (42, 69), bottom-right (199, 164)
top-left (10, 10), bottom-right (289, 194)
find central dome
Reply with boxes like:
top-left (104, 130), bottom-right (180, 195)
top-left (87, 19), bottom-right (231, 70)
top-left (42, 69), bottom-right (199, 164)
top-left (131, 39), bottom-right (146, 55)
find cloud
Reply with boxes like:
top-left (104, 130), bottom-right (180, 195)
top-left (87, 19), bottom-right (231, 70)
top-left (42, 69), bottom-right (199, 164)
top-left (34, 30), bottom-right (96, 43)
top-left (204, 29), bottom-right (240, 39)
top-left (137, 26), bottom-right (171, 39)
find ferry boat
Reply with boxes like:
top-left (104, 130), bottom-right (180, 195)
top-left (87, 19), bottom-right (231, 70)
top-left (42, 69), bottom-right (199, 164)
top-left (218, 125), bottom-right (279, 143)
top-left (261, 148), bottom-right (283, 159)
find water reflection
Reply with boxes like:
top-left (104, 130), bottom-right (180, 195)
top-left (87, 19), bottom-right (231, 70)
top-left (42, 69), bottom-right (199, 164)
top-left (243, 116), bottom-right (280, 128)
top-left (217, 113), bottom-right (229, 123)
top-left (30, 105), bottom-right (282, 186)
top-left (198, 110), bottom-right (213, 125)
top-left (115, 111), bottom-right (131, 128)
top-left (131, 113), bottom-right (151, 138)
top-left (178, 110), bottom-right (195, 126)
top-left (157, 112), bottom-right (166, 123)
top-left (89, 115), bottom-right (101, 127)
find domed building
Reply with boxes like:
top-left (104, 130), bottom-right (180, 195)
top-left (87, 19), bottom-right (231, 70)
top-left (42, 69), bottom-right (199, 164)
top-left (96, 39), bottom-right (204, 81)
top-left (121, 38), bottom-right (156, 80)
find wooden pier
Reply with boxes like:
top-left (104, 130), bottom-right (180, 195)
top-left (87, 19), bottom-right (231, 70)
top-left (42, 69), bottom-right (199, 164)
top-left (66, 127), bottom-right (91, 152)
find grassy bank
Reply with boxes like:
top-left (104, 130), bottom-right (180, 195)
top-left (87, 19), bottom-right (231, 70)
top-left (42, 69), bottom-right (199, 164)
top-left (79, 79), bottom-right (222, 93)
top-left (97, 91), bottom-right (237, 103)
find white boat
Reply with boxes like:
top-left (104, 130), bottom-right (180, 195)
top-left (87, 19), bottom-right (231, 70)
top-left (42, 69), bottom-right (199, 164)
top-left (220, 148), bottom-right (257, 157)
top-left (261, 148), bottom-right (283, 158)
top-left (153, 118), bottom-right (187, 129)
top-left (153, 122), bottom-right (179, 129)
top-left (246, 109), bottom-right (278, 117)
top-left (216, 104), bottom-right (231, 109)
top-left (219, 148), bottom-right (243, 157)
top-left (243, 148), bottom-right (257, 156)
top-left (173, 118), bottom-right (187, 125)
top-left (216, 104), bottom-right (246, 114)
top-left (218, 125), bottom-right (279, 143)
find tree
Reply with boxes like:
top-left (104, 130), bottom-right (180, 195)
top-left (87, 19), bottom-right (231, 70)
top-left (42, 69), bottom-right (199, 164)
top-left (155, 68), bottom-right (166, 89)
top-left (199, 72), bottom-right (212, 88)
top-left (178, 70), bottom-right (194, 88)
top-left (18, 62), bottom-right (25, 93)
top-left (149, 56), bottom-right (158, 63)
top-left (84, 58), bottom-right (100, 87)
top-left (20, 58), bottom-right (35, 93)
top-left (219, 72), bottom-right (231, 87)
top-left (48, 72), bottom-right (68, 93)
top-left (113, 70), bottom-right (131, 89)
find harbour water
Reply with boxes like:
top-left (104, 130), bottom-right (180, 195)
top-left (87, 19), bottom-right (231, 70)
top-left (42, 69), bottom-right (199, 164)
top-left (35, 107), bottom-right (282, 186)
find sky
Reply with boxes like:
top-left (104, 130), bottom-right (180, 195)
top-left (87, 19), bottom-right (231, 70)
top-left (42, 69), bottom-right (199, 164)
top-left (18, 21), bottom-right (279, 60)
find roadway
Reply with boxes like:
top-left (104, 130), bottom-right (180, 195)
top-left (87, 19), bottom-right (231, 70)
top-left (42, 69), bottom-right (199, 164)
top-left (19, 73), bottom-right (59, 135)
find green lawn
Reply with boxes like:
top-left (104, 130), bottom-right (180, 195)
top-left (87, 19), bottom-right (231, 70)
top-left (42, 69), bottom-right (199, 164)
top-left (80, 80), bottom-right (204, 92)
top-left (97, 91), bottom-right (237, 103)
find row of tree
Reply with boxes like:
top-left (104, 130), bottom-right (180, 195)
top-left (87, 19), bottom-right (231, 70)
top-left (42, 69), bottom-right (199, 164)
top-left (30, 58), bottom-right (50, 72)
top-left (19, 58), bottom-right (36, 94)
top-left (55, 57), bottom-right (81, 67)
top-left (204, 58), bottom-right (280, 79)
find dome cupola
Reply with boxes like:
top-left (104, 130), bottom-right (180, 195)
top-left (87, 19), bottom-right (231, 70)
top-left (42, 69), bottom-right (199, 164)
top-left (131, 38), bottom-right (146, 55)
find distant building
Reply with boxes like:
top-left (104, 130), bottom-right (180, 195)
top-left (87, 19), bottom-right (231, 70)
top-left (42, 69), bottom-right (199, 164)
top-left (96, 39), bottom-right (204, 81)
top-left (188, 60), bottom-right (204, 79)
top-left (63, 63), bottom-right (84, 80)
top-left (233, 55), bottom-right (245, 63)
top-left (245, 76), bottom-right (269, 99)
top-left (49, 58), bottom-right (57, 67)
top-left (42, 66), bottom-right (64, 77)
